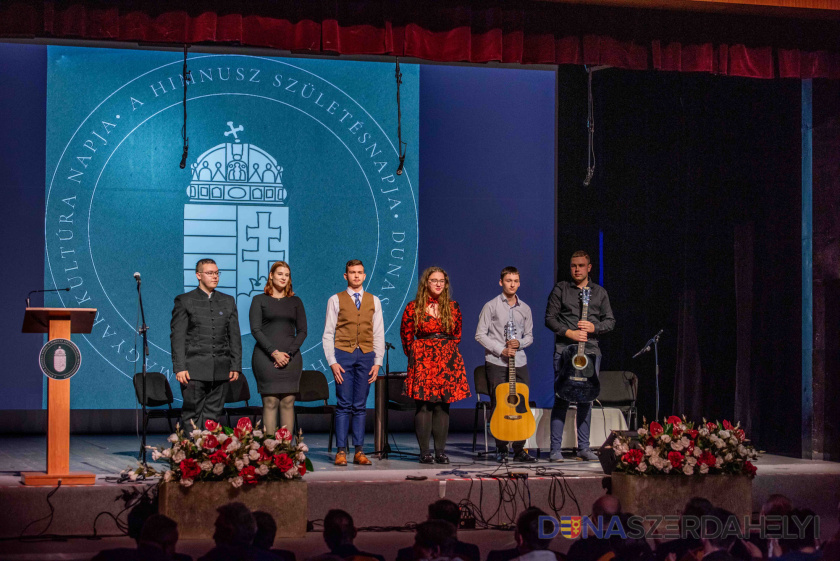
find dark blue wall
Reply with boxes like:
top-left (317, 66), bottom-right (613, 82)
top-left (418, 65), bottom-right (557, 407)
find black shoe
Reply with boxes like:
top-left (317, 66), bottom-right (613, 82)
top-left (513, 450), bottom-right (537, 463)
top-left (435, 452), bottom-right (450, 464)
top-left (419, 452), bottom-right (435, 464)
top-left (496, 449), bottom-right (509, 463)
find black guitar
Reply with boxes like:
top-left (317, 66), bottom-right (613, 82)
top-left (555, 286), bottom-right (600, 403)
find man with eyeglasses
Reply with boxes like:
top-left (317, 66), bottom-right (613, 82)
top-left (171, 258), bottom-right (242, 430)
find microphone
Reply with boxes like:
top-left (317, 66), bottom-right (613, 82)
top-left (385, 341), bottom-right (395, 350)
top-left (27, 287), bottom-right (70, 308)
top-left (134, 272), bottom-right (141, 283)
top-left (179, 144), bottom-right (189, 169)
top-left (583, 167), bottom-right (594, 187)
top-left (396, 156), bottom-right (405, 176)
top-left (632, 329), bottom-right (664, 359)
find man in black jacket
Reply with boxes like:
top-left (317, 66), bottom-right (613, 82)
top-left (396, 500), bottom-right (480, 561)
top-left (544, 250), bottom-right (615, 462)
top-left (171, 258), bottom-right (242, 430)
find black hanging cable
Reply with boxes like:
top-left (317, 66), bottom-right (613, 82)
top-left (395, 57), bottom-right (407, 175)
top-left (583, 66), bottom-right (595, 186)
top-left (179, 44), bottom-right (191, 169)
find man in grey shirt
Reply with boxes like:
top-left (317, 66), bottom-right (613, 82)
top-left (475, 266), bottom-right (537, 462)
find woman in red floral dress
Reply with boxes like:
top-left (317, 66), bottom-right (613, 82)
top-left (400, 266), bottom-right (470, 464)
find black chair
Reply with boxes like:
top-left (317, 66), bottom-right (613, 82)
top-left (382, 371), bottom-right (418, 457)
top-left (472, 365), bottom-right (492, 453)
top-left (294, 370), bottom-right (336, 452)
top-left (224, 375), bottom-right (263, 429)
top-left (133, 372), bottom-right (182, 433)
top-left (595, 370), bottom-right (639, 429)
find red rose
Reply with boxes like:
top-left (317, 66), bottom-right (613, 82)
top-left (734, 429), bottom-right (745, 441)
top-left (273, 453), bottom-right (294, 472)
top-left (686, 442), bottom-right (695, 456)
top-left (706, 421), bottom-right (718, 431)
top-left (203, 435), bottom-right (219, 449)
top-left (649, 422), bottom-right (664, 437)
top-left (236, 417), bottom-right (253, 433)
top-left (722, 420), bottom-right (734, 431)
top-left (180, 458), bottom-right (201, 479)
top-left (699, 451), bottom-right (716, 467)
top-left (666, 415), bottom-right (682, 426)
top-left (646, 437), bottom-right (655, 448)
top-left (239, 465), bottom-right (258, 484)
top-left (297, 462), bottom-right (307, 476)
top-left (622, 449), bottom-right (644, 466)
top-left (258, 446), bottom-right (272, 462)
top-left (742, 461), bottom-right (757, 477)
top-left (687, 429), bottom-right (699, 440)
top-left (667, 451), bottom-right (684, 468)
top-left (672, 426), bottom-right (683, 438)
top-left (276, 427), bottom-right (292, 441)
top-left (204, 419), bottom-right (220, 432)
top-left (209, 450), bottom-right (228, 464)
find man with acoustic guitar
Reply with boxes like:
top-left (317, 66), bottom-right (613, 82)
top-left (476, 266), bottom-right (537, 463)
top-left (544, 251), bottom-right (615, 462)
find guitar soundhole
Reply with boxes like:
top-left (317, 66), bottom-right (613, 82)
top-left (506, 395), bottom-right (518, 406)
top-left (504, 415), bottom-right (522, 420)
top-left (573, 355), bottom-right (588, 370)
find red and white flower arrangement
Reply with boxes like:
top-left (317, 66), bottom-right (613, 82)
top-left (613, 416), bottom-right (759, 478)
top-left (124, 418), bottom-right (311, 487)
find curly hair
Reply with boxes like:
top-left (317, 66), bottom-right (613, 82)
top-left (414, 266), bottom-right (453, 334)
top-left (263, 261), bottom-right (294, 297)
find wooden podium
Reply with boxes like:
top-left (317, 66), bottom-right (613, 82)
top-left (21, 308), bottom-right (97, 486)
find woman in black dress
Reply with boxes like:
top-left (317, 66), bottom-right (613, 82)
top-left (249, 261), bottom-right (307, 434)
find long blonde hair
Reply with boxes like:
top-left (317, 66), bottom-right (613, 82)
top-left (264, 261), bottom-right (294, 297)
top-left (414, 266), bottom-right (453, 333)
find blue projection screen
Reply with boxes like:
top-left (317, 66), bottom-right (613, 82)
top-left (0, 42), bottom-right (556, 411)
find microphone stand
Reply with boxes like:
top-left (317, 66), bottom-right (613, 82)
top-left (136, 278), bottom-right (150, 466)
top-left (632, 330), bottom-right (663, 421)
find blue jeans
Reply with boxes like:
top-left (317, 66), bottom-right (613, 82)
top-left (550, 348), bottom-right (600, 451)
top-left (334, 348), bottom-right (375, 448)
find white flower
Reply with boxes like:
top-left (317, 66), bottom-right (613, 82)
top-left (190, 429), bottom-right (202, 439)
top-left (181, 478), bottom-right (194, 487)
top-left (660, 435), bottom-right (671, 444)
top-left (264, 439), bottom-right (278, 452)
top-left (162, 448), bottom-right (172, 459)
top-left (217, 433), bottom-right (229, 444)
top-left (637, 428), bottom-right (648, 436)
top-left (680, 436), bottom-right (690, 447)
top-left (637, 462), bottom-right (648, 473)
top-left (663, 465), bottom-right (671, 473)
top-left (693, 447), bottom-right (702, 457)
top-left (229, 476), bottom-right (243, 488)
top-left (151, 450), bottom-right (162, 461)
top-left (645, 445), bottom-right (655, 456)
top-left (737, 445), bottom-right (747, 456)
top-left (715, 457), bottom-right (724, 467)
top-left (242, 455), bottom-right (250, 465)
top-left (699, 464), bottom-right (709, 474)
top-left (297, 443), bottom-right (309, 453)
top-left (687, 456), bottom-right (697, 467)
top-left (670, 441), bottom-right (684, 452)
top-left (173, 451), bottom-right (186, 463)
top-left (226, 437), bottom-right (241, 452)
top-left (249, 450), bottom-right (260, 461)
top-left (284, 466), bottom-right (298, 479)
top-left (200, 460), bottom-right (213, 471)
top-left (729, 437), bottom-right (738, 446)
top-left (253, 430), bottom-right (264, 438)
top-left (257, 464), bottom-right (269, 476)
top-left (250, 441), bottom-right (260, 451)
top-left (614, 443), bottom-right (629, 455)
top-left (699, 428), bottom-right (709, 437)
top-left (164, 470), bottom-right (174, 482)
top-left (194, 438), bottom-right (203, 448)
top-left (724, 453), bottom-right (733, 462)
top-left (296, 452), bottom-right (306, 462)
top-left (213, 463), bottom-right (225, 475)
top-left (201, 430), bottom-right (212, 436)
top-left (719, 430), bottom-right (731, 439)
top-left (682, 464), bottom-right (694, 476)
top-left (168, 434), bottom-right (179, 443)
top-left (715, 439), bottom-right (725, 449)
top-left (235, 459), bottom-right (244, 471)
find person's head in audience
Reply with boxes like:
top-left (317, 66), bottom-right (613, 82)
top-left (515, 507), bottom-right (552, 554)
top-left (428, 500), bottom-right (462, 531)
top-left (253, 510), bottom-right (277, 551)
top-left (778, 509), bottom-right (819, 555)
top-left (413, 520), bottom-right (458, 560)
top-left (138, 514), bottom-right (179, 556)
top-left (213, 502), bottom-right (258, 547)
top-left (609, 513), bottom-right (653, 561)
top-left (324, 509), bottom-right (357, 550)
top-left (761, 494), bottom-right (793, 518)
top-left (701, 508), bottom-right (738, 555)
top-left (681, 497), bottom-right (714, 531)
top-left (592, 495), bottom-right (622, 524)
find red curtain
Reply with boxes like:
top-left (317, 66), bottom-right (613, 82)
top-left (2, 0), bottom-right (838, 79)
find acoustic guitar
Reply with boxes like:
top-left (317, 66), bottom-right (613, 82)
top-left (555, 286), bottom-right (600, 403)
top-left (489, 319), bottom-right (536, 443)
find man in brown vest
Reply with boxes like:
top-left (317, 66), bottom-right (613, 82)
top-left (322, 259), bottom-right (385, 466)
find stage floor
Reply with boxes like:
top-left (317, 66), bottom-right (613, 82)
top-left (0, 432), bottom-right (838, 558)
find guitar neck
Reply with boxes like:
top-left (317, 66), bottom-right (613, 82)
top-left (577, 303), bottom-right (589, 355)
top-left (508, 353), bottom-right (516, 396)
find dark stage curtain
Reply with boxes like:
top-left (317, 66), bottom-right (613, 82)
top-left (556, 67), bottom-right (802, 455)
top-left (1, 0), bottom-right (839, 79)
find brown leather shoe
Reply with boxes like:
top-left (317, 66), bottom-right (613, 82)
top-left (353, 451), bottom-right (372, 465)
top-left (334, 451), bottom-right (347, 466)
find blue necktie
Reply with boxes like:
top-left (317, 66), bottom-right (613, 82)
top-left (353, 293), bottom-right (361, 309)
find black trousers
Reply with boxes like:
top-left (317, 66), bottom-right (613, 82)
top-left (180, 379), bottom-right (228, 431)
top-left (485, 362), bottom-right (530, 452)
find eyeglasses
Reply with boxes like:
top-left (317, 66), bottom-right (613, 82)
top-left (201, 271), bottom-right (221, 277)
top-left (429, 279), bottom-right (446, 285)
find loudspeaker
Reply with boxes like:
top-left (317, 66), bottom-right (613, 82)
top-left (598, 430), bottom-right (639, 474)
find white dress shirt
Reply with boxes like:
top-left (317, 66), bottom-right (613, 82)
top-left (322, 287), bottom-right (385, 366)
